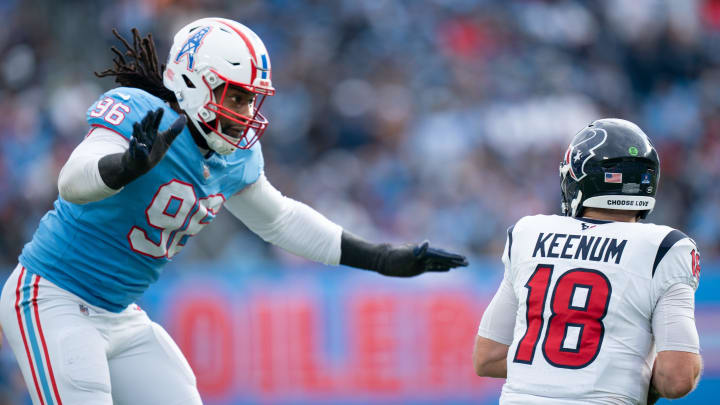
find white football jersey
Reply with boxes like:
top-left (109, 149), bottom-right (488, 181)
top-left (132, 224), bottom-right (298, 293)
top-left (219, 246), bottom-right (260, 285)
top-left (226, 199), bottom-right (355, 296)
top-left (491, 214), bottom-right (700, 404)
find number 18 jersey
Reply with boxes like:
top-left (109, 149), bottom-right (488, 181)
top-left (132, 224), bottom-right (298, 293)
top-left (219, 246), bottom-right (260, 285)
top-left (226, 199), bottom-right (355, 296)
top-left (497, 214), bottom-right (699, 404)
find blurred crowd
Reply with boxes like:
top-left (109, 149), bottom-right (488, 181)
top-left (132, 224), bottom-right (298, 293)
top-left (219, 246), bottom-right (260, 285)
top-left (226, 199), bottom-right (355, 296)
top-left (1, 0), bottom-right (719, 274)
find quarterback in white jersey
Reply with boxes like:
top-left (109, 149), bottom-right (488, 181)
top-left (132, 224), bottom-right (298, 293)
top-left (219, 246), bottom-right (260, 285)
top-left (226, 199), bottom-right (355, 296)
top-left (473, 119), bottom-right (701, 404)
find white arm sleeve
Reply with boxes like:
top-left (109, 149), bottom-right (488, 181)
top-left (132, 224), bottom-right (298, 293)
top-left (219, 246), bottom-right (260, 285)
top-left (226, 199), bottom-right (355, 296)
top-left (652, 283), bottom-right (700, 353)
top-left (477, 275), bottom-right (518, 345)
top-left (225, 173), bottom-right (343, 265)
top-left (58, 127), bottom-right (129, 204)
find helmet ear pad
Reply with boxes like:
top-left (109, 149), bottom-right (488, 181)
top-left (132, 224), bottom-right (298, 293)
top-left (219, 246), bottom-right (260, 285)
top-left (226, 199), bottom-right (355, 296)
top-left (559, 118), bottom-right (660, 218)
top-left (560, 167), bottom-right (581, 216)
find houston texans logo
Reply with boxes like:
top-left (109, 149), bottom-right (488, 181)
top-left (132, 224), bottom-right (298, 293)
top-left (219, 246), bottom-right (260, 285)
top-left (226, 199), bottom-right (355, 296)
top-left (563, 128), bottom-right (607, 181)
top-left (175, 26), bottom-right (212, 72)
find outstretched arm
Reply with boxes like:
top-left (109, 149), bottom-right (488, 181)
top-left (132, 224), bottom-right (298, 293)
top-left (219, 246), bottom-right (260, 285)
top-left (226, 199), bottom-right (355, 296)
top-left (339, 231), bottom-right (467, 277)
top-left (226, 174), bottom-right (467, 276)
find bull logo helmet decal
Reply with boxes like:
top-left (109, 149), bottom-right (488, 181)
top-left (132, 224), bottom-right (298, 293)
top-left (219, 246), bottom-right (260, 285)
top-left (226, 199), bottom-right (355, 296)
top-left (562, 128), bottom-right (608, 181)
top-left (175, 26), bottom-right (212, 72)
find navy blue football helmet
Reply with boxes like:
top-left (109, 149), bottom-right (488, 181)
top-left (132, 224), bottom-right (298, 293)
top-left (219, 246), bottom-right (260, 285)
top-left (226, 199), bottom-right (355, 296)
top-left (559, 118), bottom-right (660, 219)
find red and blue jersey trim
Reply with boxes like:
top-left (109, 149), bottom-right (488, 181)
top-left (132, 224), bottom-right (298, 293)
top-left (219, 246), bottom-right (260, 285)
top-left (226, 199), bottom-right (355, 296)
top-left (15, 267), bottom-right (63, 405)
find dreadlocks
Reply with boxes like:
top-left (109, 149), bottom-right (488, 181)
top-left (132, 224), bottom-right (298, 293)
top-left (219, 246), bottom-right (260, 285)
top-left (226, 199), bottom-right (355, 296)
top-left (95, 28), bottom-right (176, 103)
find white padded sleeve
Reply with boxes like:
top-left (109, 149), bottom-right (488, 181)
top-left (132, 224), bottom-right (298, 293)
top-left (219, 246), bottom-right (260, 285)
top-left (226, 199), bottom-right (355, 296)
top-left (58, 127), bottom-right (129, 204)
top-left (652, 283), bottom-right (700, 353)
top-left (225, 173), bottom-right (343, 265)
top-left (652, 237), bottom-right (700, 301)
top-left (477, 228), bottom-right (518, 345)
top-left (477, 274), bottom-right (518, 345)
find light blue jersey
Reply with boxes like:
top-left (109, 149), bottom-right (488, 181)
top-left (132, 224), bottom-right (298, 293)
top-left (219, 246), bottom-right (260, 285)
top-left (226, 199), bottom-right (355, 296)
top-left (20, 87), bottom-right (263, 312)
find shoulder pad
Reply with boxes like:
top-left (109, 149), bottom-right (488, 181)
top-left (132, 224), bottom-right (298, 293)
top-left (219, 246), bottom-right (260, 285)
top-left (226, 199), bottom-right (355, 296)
top-left (651, 228), bottom-right (699, 291)
top-left (652, 229), bottom-right (691, 276)
top-left (86, 88), bottom-right (167, 140)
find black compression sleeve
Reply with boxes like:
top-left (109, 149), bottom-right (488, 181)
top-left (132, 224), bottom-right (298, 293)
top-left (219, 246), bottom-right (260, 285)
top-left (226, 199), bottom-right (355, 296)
top-left (340, 230), bottom-right (467, 277)
top-left (98, 152), bottom-right (132, 190)
top-left (339, 230), bottom-right (390, 272)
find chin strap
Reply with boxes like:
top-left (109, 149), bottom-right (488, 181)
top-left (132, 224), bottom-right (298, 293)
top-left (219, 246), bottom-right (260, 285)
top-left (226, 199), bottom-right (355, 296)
top-left (187, 118), bottom-right (211, 151)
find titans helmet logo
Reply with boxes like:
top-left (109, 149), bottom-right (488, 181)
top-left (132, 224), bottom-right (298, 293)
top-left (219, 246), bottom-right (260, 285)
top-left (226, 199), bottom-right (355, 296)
top-left (563, 127), bottom-right (608, 181)
top-left (175, 26), bottom-right (212, 72)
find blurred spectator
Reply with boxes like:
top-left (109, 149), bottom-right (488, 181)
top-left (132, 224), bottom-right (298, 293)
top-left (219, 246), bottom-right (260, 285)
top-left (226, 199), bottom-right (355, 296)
top-left (1, 0), bottom-right (718, 269)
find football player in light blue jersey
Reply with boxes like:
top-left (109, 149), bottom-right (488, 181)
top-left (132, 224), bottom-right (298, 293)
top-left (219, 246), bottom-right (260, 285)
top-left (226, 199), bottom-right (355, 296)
top-left (0, 18), bottom-right (468, 405)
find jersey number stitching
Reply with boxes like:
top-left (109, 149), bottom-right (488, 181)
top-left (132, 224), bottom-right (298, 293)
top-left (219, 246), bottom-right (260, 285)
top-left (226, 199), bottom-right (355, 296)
top-left (691, 249), bottom-right (701, 279)
top-left (127, 180), bottom-right (225, 259)
top-left (89, 97), bottom-right (130, 125)
top-left (513, 265), bottom-right (612, 369)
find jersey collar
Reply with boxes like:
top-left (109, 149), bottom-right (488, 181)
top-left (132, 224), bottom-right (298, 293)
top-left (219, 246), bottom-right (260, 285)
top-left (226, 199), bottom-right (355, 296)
top-left (577, 217), bottom-right (613, 225)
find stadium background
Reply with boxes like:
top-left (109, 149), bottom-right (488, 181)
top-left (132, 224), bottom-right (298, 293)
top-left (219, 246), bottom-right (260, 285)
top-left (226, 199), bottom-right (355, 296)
top-left (1, 0), bottom-right (719, 404)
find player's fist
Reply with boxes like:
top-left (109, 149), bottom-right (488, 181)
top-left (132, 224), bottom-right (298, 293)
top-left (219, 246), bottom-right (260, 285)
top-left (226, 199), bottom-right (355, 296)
top-left (377, 241), bottom-right (469, 277)
top-left (99, 109), bottom-right (186, 189)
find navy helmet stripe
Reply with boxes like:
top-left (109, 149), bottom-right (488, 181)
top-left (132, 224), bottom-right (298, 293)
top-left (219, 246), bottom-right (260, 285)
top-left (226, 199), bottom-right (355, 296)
top-left (652, 229), bottom-right (688, 276)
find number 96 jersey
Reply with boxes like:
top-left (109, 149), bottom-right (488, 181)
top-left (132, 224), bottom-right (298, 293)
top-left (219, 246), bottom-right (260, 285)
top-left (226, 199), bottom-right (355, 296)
top-left (19, 87), bottom-right (264, 313)
top-left (485, 214), bottom-right (700, 404)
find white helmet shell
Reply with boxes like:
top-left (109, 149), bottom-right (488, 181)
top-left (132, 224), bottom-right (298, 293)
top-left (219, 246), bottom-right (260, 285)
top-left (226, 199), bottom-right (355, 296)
top-left (163, 18), bottom-right (275, 154)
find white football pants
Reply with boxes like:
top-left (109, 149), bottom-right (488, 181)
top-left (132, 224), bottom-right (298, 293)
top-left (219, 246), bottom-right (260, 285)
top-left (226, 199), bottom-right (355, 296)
top-left (0, 264), bottom-right (203, 405)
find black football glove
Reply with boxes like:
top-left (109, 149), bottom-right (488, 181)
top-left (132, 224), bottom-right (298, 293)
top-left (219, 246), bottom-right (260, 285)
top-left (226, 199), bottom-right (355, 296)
top-left (99, 108), bottom-right (187, 189)
top-left (378, 240), bottom-right (469, 277)
top-left (340, 231), bottom-right (468, 277)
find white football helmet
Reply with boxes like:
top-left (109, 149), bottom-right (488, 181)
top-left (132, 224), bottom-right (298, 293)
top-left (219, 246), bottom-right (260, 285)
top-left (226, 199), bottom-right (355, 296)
top-left (163, 18), bottom-right (275, 154)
